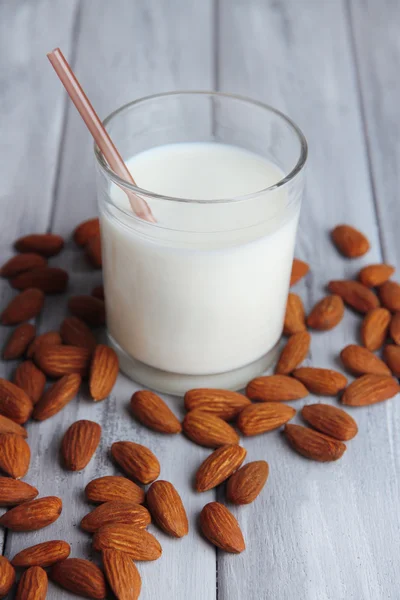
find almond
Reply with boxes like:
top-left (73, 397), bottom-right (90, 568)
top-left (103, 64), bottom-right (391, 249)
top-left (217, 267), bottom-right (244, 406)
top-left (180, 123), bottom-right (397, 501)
top-left (183, 410), bottom-right (239, 448)
top-left (331, 224), bottom-right (370, 258)
top-left (81, 501), bottom-right (151, 532)
top-left (15, 233), bottom-right (64, 257)
top-left (60, 316), bottom-right (97, 351)
top-left (0, 478), bottom-right (38, 506)
top-left (237, 403), bottom-right (295, 436)
top-left (383, 345), bottom-right (400, 377)
top-left (0, 556), bottom-right (16, 597)
top-left (290, 258), bottom-right (309, 286)
top-left (195, 444), bottom-right (247, 492)
top-left (0, 496), bottom-right (62, 531)
top-left (184, 389), bottom-right (250, 420)
top-left (93, 523), bottom-right (162, 561)
top-left (292, 367), bottom-right (347, 395)
top-left (390, 312), bottom-right (400, 344)
top-left (73, 218), bottom-right (100, 246)
top-left (246, 375), bottom-right (308, 402)
top-left (1, 288), bottom-right (45, 325)
top-left (27, 330), bottom-right (62, 358)
top-left (91, 285), bottom-right (104, 300)
top-left (200, 502), bottom-right (245, 553)
top-left (341, 374), bottom-right (400, 406)
top-left (85, 476), bottom-right (145, 505)
top-left (0, 433), bottom-right (30, 479)
top-left (61, 419), bottom-right (101, 471)
top-left (146, 480), bottom-right (188, 538)
top-left (275, 331), bottom-right (311, 375)
top-left (12, 541), bottom-right (71, 568)
top-left (0, 379), bottom-right (33, 424)
top-left (10, 267), bottom-right (69, 294)
top-left (102, 548), bottom-right (141, 600)
top-left (86, 235), bottom-right (102, 268)
top-left (226, 460), bottom-right (269, 505)
top-left (379, 280), bottom-right (400, 312)
top-left (16, 566), bottom-right (48, 600)
top-left (361, 307), bottom-right (391, 351)
top-left (302, 404), bottom-right (358, 441)
top-left (14, 361), bottom-right (46, 405)
top-left (3, 323), bottom-right (36, 360)
top-left (0, 253), bottom-right (47, 278)
top-left (359, 264), bottom-right (395, 287)
top-left (283, 293), bottom-right (306, 335)
top-left (328, 280), bottom-right (379, 313)
top-left (130, 390), bottom-right (182, 433)
top-left (35, 344), bottom-right (91, 378)
top-left (111, 441), bottom-right (160, 484)
top-left (68, 295), bottom-right (105, 327)
top-left (340, 344), bottom-right (391, 376)
top-left (50, 558), bottom-right (106, 599)
top-left (89, 345), bottom-right (119, 401)
top-left (33, 373), bottom-right (81, 421)
top-left (0, 415), bottom-right (27, 438)
top-left (284, 424), bottom-right (346, 461)
top-left (307, 295), bottom-right (344, 330)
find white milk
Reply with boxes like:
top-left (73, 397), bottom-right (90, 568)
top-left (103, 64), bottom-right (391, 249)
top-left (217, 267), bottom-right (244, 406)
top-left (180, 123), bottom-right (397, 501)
top-left (100, 142), bottom-right (300, 389)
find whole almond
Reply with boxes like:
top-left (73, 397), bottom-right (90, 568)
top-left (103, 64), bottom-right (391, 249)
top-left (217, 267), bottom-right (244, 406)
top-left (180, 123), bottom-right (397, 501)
top-left (292, 367), bottom-right (347, 395)
top-left (81, 501), bottom-right (151, 532)
top-left (246, 375), bottom-right (308, 402)
top-left (0, 433), bottom-right (30, 479)
top-left (50, 558), bottom-right (106, 599)
top-left (379, 280), bottom-right (400, 312)
top-left (302, 404), bottom-right (358, 441)
top-left (237, 403), bottom-right (296, 436)
top-left (35, 344), bottom-right (91, 378)
top-left (1, 288), bottom-right (45, 325)
top-left (0, 379), bottom-right (33, 424)
top-left (390, 312), bottom-right (400, 344)
top-left (341, 374), bottom-right (400, 406)
top-left (33, 373), bottom-right (81, 421)
top-left (11, 267), bottom-right (69, 294)
top-left (361, 307), bottom-right (391, 351)
top-left (15, 233), bottom-right (64, 257)
top-left (331, 224), bottom-right (370, 258)
top-left (89, 345), bottom-right (119, 401)
top-left (0, 415), bottom-right (27, 438)
top-left (0, 555), bottom-right (16, 597)
top-left (102, 548), bottom-right (141, 600)
top-left (147, 480), bottom-right (188, 538)
top-left (27, 331), bottom-right (62, 358)
top-left (12, 541), bottom-right (71, 568)
top-left (290, 258), bottom-right (309, 286)
top-left (60, 316), bottom-right (97, 351)
top-left (200, 502), bottom-right (245, 553)
top-left (92, 285), bottom-right (104, 300)
top-left (184, 389), bottom-right (249, 420)
top-left (3, 323), bottom-right (36, 360)
top-left (61, 420), bottom-right (101, 471)
top-left (14, 361), bottom-right (46, 405)
top-left (86, 235), bottom-right (102, 269)
top-left (328, 280), bottom-right (379, 313)
top-left (307, 295), bottom-right (345, 330)
top-left (68, 295), bottom-right (105, 327)
top-left (195, 444), bottom-right (247, 492)
top-left (275, 331), bottom-right (311, 375)
top-left (359, 264), bottom-right (395, 287)
top-left (0, 253), bottom-right (47, 278)
top-left (85, 476), bottom-right (145, 505)
top-left (0, 496), bottom-right (62, 531)
top-left (16, 566), bottom-right (48, 600)
top-left (73, 218), bottom-right (100, 246)
top-left (283, 293), bottom-right (306, 335)
top-left (340, 344), bottom-right (391, 376)
top-left (383, 345), bottom-right (400, 377)
top-left (226, 460), bottom-right (269, 505)
top-left (0, 478), bottom-right (38, 506)
top-left (285, 424), bottom-right (346, 461)
top-left (111, 441), bottom-right (160, 484)
top-left (131, 390), bottom-right (182, 433)
top-left (93, 523), bottom-right (162, 561)
top-left (183, 410), bottom-right (239, 448)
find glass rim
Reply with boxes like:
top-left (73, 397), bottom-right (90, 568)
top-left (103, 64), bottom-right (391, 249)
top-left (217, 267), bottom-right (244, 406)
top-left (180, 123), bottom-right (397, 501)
top-left (94, 90), bottom-right (308, 204)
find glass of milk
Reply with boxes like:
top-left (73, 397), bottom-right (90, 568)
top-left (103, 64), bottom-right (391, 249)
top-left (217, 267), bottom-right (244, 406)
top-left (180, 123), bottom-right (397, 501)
top-left (94, 92), bottom-right (307, 394)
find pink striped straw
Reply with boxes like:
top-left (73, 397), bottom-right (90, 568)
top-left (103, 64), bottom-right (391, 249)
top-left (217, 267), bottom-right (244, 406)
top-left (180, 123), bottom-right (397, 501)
top-left (47, 48), bottom-right (155, 223)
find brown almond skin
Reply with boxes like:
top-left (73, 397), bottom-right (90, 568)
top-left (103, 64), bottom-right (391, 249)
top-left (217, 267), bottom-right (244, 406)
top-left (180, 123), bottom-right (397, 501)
top-left (379, 280), bottom-right (400, 312)
top-left (73, 217), bottom-right (100, 246)
top-left (68, 295), bottom-right (106, 327)
top-left (390, 312), bottom-right (400, 345)
top-left (81, 501), bottom-right (151, 532)
top-left (285, 424), bottom-right (346, 461)
top-left (33, 373), bottom-right (81, 421)
top-left (86, 235), bottom-right (102, 268)
top-left (34, 344), bottom-right (91, 378)
top-left (328, 280), bottom-right (379, 313)
top-left (340, 344), bottom-right (391, 376)
top-left (89, 345), bottom-right (119, 401)
top-left (15, 233), bottom-right (64, 257)
top-left (14, 361), bottom-right (46, 405)
top-left (93, 523), bottom-right (162, 561)
top-left (0, 433), bottom-right (30, 479)
top-left (292, 367), bottom-right (348, 395)
top-left (0, 415), bottom-right (27, 438)
top-left (195, 444), bottom-right (247, 492)
top-left (102, 548), bottom-right (141, 600)
top-left (237, 403), bottom-right (296, 436)
top-left (147, 480), bottom-right (189, 538)
top-left (226, 461), bottom-right (269, 505)
top-left (12, 541), bottom-right (71, 568)
top-left (307, 295), bottom-right (344, 331)
top-left (50, 558), bottom-right (106, 599)
top-left (246, 375), bottom-right (308, 402)
top-left (10, 267), bottom-right (69, 294)
top-left (131, 390), bottom-right (182, 433)
top-left (0, 555), bottom-right (16, 597)
top-left (359, 264), bottom-right (395, 287)
top-left (60, 316), bottom-right (97, 351)
top-left (91, 285), bottom-right (104, 300)
top-left (290, 258), bottom-right (309, 286)
top-left (0, 496), bottom-right (62, 531)
top-left (361, 307), bottom-right (391, 351)
top-left (183, 410), bottom-right (239, 448)
top-left (302, 404), bottom-right (358, 441)
top-left (27, 331), bottom-right (62, 359)
top-left (275, 331), bottom-right (311, 375)
top-left (341, 374), bottom-right (400, 407)
top-left (184, 389), bottom-right (250, 420)
top-left (3, 323), bottom-right (36, 360)
top-left (85, 475), bottom-right (145, 505)
top-left (111, 441), bottom-right (160, 484)
top-left (16, 566), bottom-right (48, 600)
top-left (383, 345), bottom-right (400, 377)
top-left (283, 293), bottom-right (306, 335)
top-left (0, 253), bottom-right (47, 278)
top-left (0, 379), bottom-right (33, 424)
top-left (1, 288), bottom-right (45, 325)
top-left (200, 502), bottom-right (245, 553)
top-left (61, 419), bottom-right (101, 471)
top-left (0, 478), bottom-right (38, 506)
top-left (331, 224), bottom-right (370, 258)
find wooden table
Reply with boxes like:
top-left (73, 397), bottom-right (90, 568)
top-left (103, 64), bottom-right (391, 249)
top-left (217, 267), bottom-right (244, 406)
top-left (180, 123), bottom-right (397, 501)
top-left (1, 1), bottom-right (399, 598)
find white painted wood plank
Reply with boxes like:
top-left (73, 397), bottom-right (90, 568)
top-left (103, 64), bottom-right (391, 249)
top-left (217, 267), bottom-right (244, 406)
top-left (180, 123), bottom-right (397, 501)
top-left (218, 1), bottom-right (400, 599)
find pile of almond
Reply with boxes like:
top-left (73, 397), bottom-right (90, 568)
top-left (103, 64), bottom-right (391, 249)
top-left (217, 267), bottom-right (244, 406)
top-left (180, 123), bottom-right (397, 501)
top-left (0, 220), bottom-right (399, 598)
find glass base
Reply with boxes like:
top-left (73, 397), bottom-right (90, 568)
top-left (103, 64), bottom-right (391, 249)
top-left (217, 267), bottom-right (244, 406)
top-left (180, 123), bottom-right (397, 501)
top-left (108, 333), bottom-right (282, 396)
